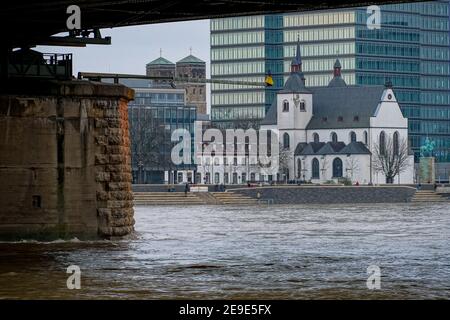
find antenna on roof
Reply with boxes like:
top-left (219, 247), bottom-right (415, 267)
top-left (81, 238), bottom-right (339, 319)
top-left (189, 47), bottom-right (193, 55)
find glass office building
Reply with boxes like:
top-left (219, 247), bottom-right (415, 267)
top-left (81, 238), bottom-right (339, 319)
top-left (210, 1), bottom-right (450, 162)
top-left (125, 80), bottom-right (197, 184)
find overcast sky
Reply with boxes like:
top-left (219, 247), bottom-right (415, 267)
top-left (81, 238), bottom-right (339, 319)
top-left (37, 19), bottom-right (212, 110)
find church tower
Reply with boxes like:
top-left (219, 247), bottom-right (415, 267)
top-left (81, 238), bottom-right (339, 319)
top-left (276, 38), bottom-right (313, 133)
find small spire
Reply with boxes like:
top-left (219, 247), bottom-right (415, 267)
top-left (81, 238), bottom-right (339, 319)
top-left (385, 79), bottom-right (393, 88)
top-left (159, 48), bottom-right (162, 57)
top-left (328, 57), bottom-right (347, 87)
top-left (333, 58), bottom-right (342, 77)
top-left (291, 36), bottom-right (302, 73)
top-left (189, 47), bottom-right (192, 55)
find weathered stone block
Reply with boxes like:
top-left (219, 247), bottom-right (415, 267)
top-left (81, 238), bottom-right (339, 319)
top-left (109, 155), bottom-right (125, 164)
top-left (94, 119), bottom-right (108, 128)
top-left (95, 172), bottom-right (110, 182)
top-left (95, 154), bottom-right (109, 165)
top-left (110, 172), bottom-right (132, 182)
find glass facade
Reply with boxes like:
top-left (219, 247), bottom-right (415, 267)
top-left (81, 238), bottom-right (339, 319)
top-left (128, 87), bottom-right (197, 183)
top-left (211, 1), bottom-right (450, 162)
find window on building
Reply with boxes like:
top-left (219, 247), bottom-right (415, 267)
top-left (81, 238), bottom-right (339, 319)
top-left (393, 131), bottom-right (400, 155)
top-left (338, 116), bottom-right (344, 122)
top-left (332, 158), bottom-right (343, 178)
top-left (250, 173), bottom-right (256, 182)
top-left (313, 133), bottom-right (320, 143)
top-left (297, 158), bottom-right (302, 179)
top-left (350, 131), bottom-right (357, 143)
top-left (331, 132), bottom-right (338, 143)
top-left (283, 100), bottom-right (289, 112)
top-left (364, 131), bottom-right (368, 145)
top-left (312, 158), bottom-right (320, 179)
top-left (354, 116), bottom-right (359, 122)
top-left (283, 133), bottom-right (290, 149)
top-left (300, 100), bottom-right (306, 111)
top-left (215, 173), bottom-right (220, 184)
top-left (379, 131), bottom-right (386, 155)
top-left (224, 173), bottom-right (229, 184)
top-left (195, 172), bottom-right (202, 184)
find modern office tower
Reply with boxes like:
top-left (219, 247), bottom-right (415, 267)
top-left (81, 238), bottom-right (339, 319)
top-left (176, 54), bottom-right (207, 114)
top-left (210, 15), bottom-right (284, 129)
top-left (210, 1), bottom-right (450, 162)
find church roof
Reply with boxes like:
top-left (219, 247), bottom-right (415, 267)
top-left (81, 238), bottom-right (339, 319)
top-left (278, 72), bottom-right (310, 94)
top-left (261, 85), bottom-right (384, 127)
top-left (296, 142), bottom-right (326, 155)
top-left (296, 141), bottom-right (371, 156)
top-left (291, 39), bottom-right (302, 66)
top-left (328, 58), bottom-right (347, 87)
top-left (146, 56), bottom-right (174, 66)
top-left (306, 86), bottom-right (384, 129)
top-left (177, 54), bottom-right (205, 64)
top-left (294, 142), bottom-right (309, 155)
top-left (315, 142), bottom-right (346, 155)
top-left (328, 76), bottom-right (347, 87)
top-left (260, 99), bottom-right (277, 125)
top-left (339, 142), bottom-right (371, 155)
top-left (334, 58), bottom-right (342, 69)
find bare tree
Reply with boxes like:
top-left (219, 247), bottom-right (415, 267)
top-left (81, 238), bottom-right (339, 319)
top-left (345, 157), bottom-right (360, 181)
top-left (320, 157), bottom-right (329, 181)
top-left (372, 135), bottom-right (410, 184)
top-left (130, 108), bottom-right (172, 184)
top-left (278, 144), bottom-right (293, 183)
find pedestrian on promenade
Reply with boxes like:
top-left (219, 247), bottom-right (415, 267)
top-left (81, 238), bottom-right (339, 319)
top-left (184, 183), bottom-right (189, 197)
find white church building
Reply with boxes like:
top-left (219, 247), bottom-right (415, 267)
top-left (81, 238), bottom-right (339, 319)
top-left (259, 41), bottom-right (415, 185)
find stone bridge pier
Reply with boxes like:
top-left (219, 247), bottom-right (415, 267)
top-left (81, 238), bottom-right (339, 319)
top-left (0, 79), bottom-right (135, 240)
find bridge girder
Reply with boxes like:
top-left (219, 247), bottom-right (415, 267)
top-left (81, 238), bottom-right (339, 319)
top-left (2, 0), bottom-right (424, 49)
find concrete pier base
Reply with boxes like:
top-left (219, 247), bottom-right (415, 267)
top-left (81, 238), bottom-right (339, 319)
top-left (0, 79), bottom-right (135, 240)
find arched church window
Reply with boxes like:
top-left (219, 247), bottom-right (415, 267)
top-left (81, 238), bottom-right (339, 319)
top-left (283, 133), bottom-right (290, 149)
top-left (379, 131), bottom-right (386, 155)
top-left (393, 131), bottom-right (399, 155)
top-left (350, 131), bottom-right (357, 143)
top-left (299, 100), bottom-right (306, 111)
top-left (312, 158), bottom-right (320, 179)
top-left (282, 100), bottom-right (289, 112)
top-left (331, 132), bottom-right (338, 143)
top-left (313, 133), bottom-right (320, 143)
top-left (297, 158), bottom-right (302, 179)
top-left (332, 158), bottom-right (343, 178)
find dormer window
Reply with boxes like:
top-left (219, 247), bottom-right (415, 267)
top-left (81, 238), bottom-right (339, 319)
top-left (338, 116), bottom-right (343, 122)
top-left (322, 117), bottom-right (328, 122)
top-left (353, 116), bottom-right (359, 122)
top-left (299, 100), bottom-right (306, 111)
top-left (282, 100), bottom-right (289, 112)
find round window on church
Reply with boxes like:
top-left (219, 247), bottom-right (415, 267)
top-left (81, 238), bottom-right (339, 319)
top-left (388, 94), bottom-right (392, 100)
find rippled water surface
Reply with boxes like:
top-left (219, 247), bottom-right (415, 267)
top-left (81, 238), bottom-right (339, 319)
top-left (1, 203), bottom-right (449, 299)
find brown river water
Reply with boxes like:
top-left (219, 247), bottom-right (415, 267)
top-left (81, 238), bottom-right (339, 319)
top-left (0, 203), bottom-right (449, 299)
